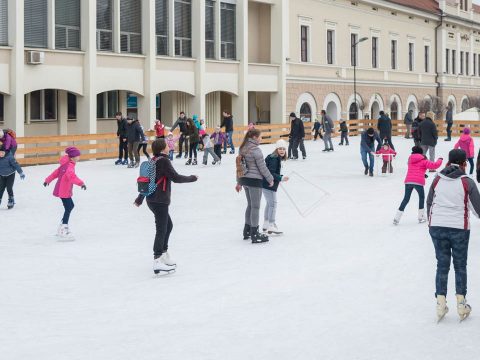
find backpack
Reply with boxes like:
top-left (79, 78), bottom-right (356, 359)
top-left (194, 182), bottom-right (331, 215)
top-left (137, 158), bottom-right (166, 197)
top-left (235, 153), bottom-right (248, 179)
top-left (3, 129), bottom-right (16, 139)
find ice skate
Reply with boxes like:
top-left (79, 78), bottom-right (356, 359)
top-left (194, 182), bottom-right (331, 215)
top-left (192, 159), bottom-right (197, 165)
top-left (161, 252), bottom-right (176, 267)
top-left (243, 224), bottom-right (251, 240)
top-left (153, 257), bottom-right (176, 275)
top-left (418, 209), bottom-right (426, 224)
top-left (456, 295), bottom-right (472, 322)
top-left (134, 162), bottom-right (140, 168)
top-left (114, 159), bottom-right (122, 165)
top-left (251, 226), bottom-right (269, 244)
top-left (175, 154), bottom-right (182, 158)
top-left (127, 162), bottom-right (134, 168)
top-left (393, 210), bottom-right (403, 225)
top-left (185, 158), bottom-right (192, 165)
top-left (212, 160), bottom-right (221, 165)
top-left (436, 295), bottom-right (449, 323)
top-left (202, 160), bottom-right (207, 166)
top-left (7, 197), bottom-right (14, 209)
top-left (122, 159), bottom-right (128, 165)
top-left (229, 150), bottom-right (235, 154)
top-left (364, 167), bottom-right (368, 175)
top-left (268, 223), bottom-right (283, 235)
top-left (57, 225), bottom-right (75, 241)
top-left (262, 221), bottom-right (270, 233)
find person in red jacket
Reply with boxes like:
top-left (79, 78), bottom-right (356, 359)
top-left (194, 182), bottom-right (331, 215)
top-left (154, 119), bottom-right (165, 139)
top-left (454, 127), bottom-right (475, 175)
top-left (375, 143), bottom-right (397, 174)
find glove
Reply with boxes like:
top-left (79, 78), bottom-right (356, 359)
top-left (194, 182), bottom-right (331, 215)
top-left (43, 182), bottom-right (48, 187)
top-left (20, 173), bottom-right (25, 180)
top-left (81, 185), bottom-right (87, 190)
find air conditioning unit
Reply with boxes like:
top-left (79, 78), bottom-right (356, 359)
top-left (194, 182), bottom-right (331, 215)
top-left (26, 51), bottom-right (45, 65)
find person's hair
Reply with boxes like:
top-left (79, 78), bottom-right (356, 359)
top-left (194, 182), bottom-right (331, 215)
top-left (418, 111), bottom-right (425, 116)
top-left (321, 110), bottom-right (326, 115)
top-left (426, 111), bottom-right (435, 120)
top-left (411, 146), bottom-right (424, 155)
top-left (115, 112), bottom-right (122, 116)
top-left (186, 118), bottom-right (194, 128)
top-left (223, 110), bottom-right (230, 115)
top-left (272, 148), bottom-right (287, 161)
top-left (151, 139), bottom-right (167, 156)
top-left (180, 111), bottom-right (185, 115)
top-left (367, 127), bottom-right (375, 135)
top-left (379, 110), bottom-right (385, 116)
top-left (239, 129), bottom-right (261, 151)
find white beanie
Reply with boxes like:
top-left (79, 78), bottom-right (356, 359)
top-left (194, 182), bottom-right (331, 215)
top-left (275, 139), bottom-right (288, 149)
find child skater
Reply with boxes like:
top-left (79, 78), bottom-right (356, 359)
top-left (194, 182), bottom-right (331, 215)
top-left (376, 143), bottom-right (397, 173)
top-left (138, 125), bottom-right (150, 160)
top-left (210, 126), bottom-right (226, 161)
top-left (134, 139), bottom-right (198, 275)
top-left (339, 119), bottom-right (349, 146)
top-left (44, 147), bottom-right (86, 240)
top-left (0, 148), bottom-right (25, 209)
top-left (262, 139), bottom-right (289, 235)
top-left (201, 133), bottom-right (221, 165)
top-left (166, 132), bottom-right (179, 160)
top-left (393, 146), bottom-right (442, 225)
top-left (454, 127), bottom-right (475, 175)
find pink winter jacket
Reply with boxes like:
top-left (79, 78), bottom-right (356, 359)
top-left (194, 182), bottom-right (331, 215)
top-left (376, 148), bottom-right (397, 162)
top-left (45, 155), bottom-right (84, 198)
top-left (454, 134), bottom-right (475, 158)
top-left (404, 154), bottom-right (443, 186)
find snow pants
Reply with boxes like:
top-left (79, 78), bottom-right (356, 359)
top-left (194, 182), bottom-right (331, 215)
top-left (0, 173), bottom-right (15, 199)
top-left (147, 202), bottom-right (173, 257)
top-left (263, 189), bottom-right (278, 224)
top-left (61, 198), bottom-right (75, 225)
top-left (398, 184), bottom-right (424, 211)
top-left (244, 186), bottom-right (262, 227)
top-left (430, 226), bottom-right (470, 297)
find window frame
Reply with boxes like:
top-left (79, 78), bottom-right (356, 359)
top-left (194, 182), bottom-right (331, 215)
top-left (326, 29), bottom-right (335, 65)
top-left (460, 51), bottom-right (464, 75)
top-left (220, 1), bottom-right (236, 60)
top-left (424, 45), bottom-right (430, 73)
top-left (350, 32), bottom-right (359, 67)
top-left (174, 0), bottom-right (192, 57)
top-left (372, 36), bottom-right (379, 69)
top-left (28, 90), bottom-right (58, 122)
top-left (300, 23), bottom-right (310, 63)
top-left (408, 42), bottom-right (415, 72)
top-left (55, 0), bottom-right (81, 50)
top-left (445, 48), bottom-right (450, 74)
top-left (391, 39), bottom-right (397, 70)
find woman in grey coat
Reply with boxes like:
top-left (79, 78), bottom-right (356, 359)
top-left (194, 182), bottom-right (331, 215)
top-left (235, 129), bottom-right (274, 243)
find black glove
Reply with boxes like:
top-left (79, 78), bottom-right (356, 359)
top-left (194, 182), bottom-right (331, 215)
top-left (43, 182), bottom-right (48, 187)
top-left (81, 185), bottom-right (87, 190)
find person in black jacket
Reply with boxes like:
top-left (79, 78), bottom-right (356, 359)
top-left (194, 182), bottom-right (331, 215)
top-left (412, 112), bottom-right (425, 147)
top-left (377, 111), bottom-right (395, 150)
top-left (115, 112), bottom-right (128, 165)
top-left (339, 119), bottom-right (349, 145)
top-left (134, 139), bottom-right (198, 274)
top-left (419, 111), bottom-right (438, 165)
top-left (126, 118), bottom-right (143, 168)
top-left (262, 140), bottom-right (289, 235)
top-left (313, 120), bottom-right (323, 140)
top-left (171, 112), bottom-right (189, 159)
top-left (445, 105), bottom-right (453, 141)
top-left (221, 110), bottom-right (235, 154)
top-left (289, 112), bottom-right (306, 160)
top-left (185, 118), bottom-right (199, 165)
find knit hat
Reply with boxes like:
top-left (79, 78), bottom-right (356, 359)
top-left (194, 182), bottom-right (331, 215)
top-left (367, 128), bottom-right (375, 135)
top-left (167, 132), bottom-right (173, 136)
top-left (193, 114), bottom-right (198, 121)
top-left (449, 149), bottom-right (467, 164)
top-left (65, 146), bottom-right (81, 158)
top-left (275, 139), bottom-right (288, 149)
top-left (289, 112), bottom-right (296, 118)
top-left (463, 127), bottom-right (471, 135)
top-left (412, 146), bottom-right (423, 155)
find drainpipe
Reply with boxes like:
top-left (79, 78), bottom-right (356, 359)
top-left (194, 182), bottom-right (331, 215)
top-left (435, 10), bottom-right (445, 100)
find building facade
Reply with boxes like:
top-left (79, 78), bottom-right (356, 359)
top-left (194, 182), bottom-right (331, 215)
top-left (0, 0), bottom-right (480, 137)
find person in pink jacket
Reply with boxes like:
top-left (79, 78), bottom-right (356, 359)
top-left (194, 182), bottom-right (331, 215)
top-left (393, 146), bottom-right (443, 225)
top-left (44, 147), bottom-right (86, 240)
top-left (454, 127), bottom-right (475, 175)
top-left (375, 143), bottom-right (397, 173)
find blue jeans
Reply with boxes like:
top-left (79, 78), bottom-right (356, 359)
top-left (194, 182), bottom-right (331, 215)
top-left (399, 184), bottom-right (425, 211)
top-left (360, 148), bottom-right (374, 173)
top-left (223, 131), bottom-right (234, 152)
top-left (168, 150), bottom-right (174, 160)
top-left (430, 226), bottom-right (470, 296)
top-left (61, 198), bottom-right (75, 225)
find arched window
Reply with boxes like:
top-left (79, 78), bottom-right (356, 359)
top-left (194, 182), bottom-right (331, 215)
top-left (300, 102), bottom-right (312, 121)
top-left (390, 101), bottom-right (398, 120)
top-left (349, 103), bottom-right (358, 120)
top-left (461, 98), bottom-right (469, 112)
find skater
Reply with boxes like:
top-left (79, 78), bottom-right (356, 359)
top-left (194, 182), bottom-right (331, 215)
top-left (360, 127), bottom-right (382, 177)
top-left (199, 119), bottom-right (207, 136)
top-left (427, 149), bottom-right (480, 322)
top-left (126, 118), bottom-right (143, 168)
top-left (137, 125), bottom-right (150, 160)
top-left (393, 146), bottom-right (442, 225)
top-left (43, 147), bottom-right (86, 241)
top-left (375, 143), bottom-right (397, 174)
top-left (211, 126), bottom-right (226, 161)
top-left (115, 112), bottom-right (128, 165)
top-left (185, 118), bottom-right (199, 165)
top-left (454, 128), bottom-right (474, 175)
top-left (412, 112), bottom-right (425, 147)
top-left (289, 112), bottom-right (306, 159)
top-left (154, 119), bottom-right (165, 139)
top-left (313, 119), bottom-right (323, 141)
top-left (0, 150), bottom-right (25, 209)
top-left (404, 109), bottom-right (413, 139)
top-left (171, 111), bottom-right (189, 158)
top-left (339, 119), bottom-right (349, 146)
top-left (419, 111), bottom-right (438, 168)
top-left (221, 110), bottom-right (235, 154)
top-left (321, 110), bottom-right (334, 152)
top-left (377, 111), bottom-right (395, 150)
top-left (134, 139), bottom-right (198, 274)
top-left (0, 129), bottom-right (18, 156)
top-left (166, 132), bottom-right (179, 160)
top-left (445, 105), bottom-right (453, 141)
top-left (201, 133), bottom-right (221, 165)
top-left (235, 129), bottom-right (274, 244)
top-left (262, 139), bottom-right (289, 234)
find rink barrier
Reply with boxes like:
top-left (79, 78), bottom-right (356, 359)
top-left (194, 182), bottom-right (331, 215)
top-left (14, 123), bottom-right (313, 166)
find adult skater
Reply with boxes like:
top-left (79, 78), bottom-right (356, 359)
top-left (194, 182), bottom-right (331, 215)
top-left (0, 150), bottom-right (25, 209)
top-left (235, 129), bottom-right (274, 243)
top-left (377, 111), bottom-right (395, 150)
top-left (393, 146), bottom-right (442, 225)
top-left (221, 110), bottom-right (235, 154)
top-left (427, 149), bottom-right (480, 322)
top-left (412, 112), bottom-right (425, 147)
top-left (185, 118), bottom-right (199, 165)
top-left (289, 112), bottom-right (306, 160)
top-left (404, 109), bottom-right (413, 139)
top-left (360, 127), bottom-right (382, 177)
top-left (134, 139), bottom-right (198, 274)
top-left (126, 118), bottom-right (143, 168)
top-left (419, 111), bottom-right (438, 168)
top-left (171, 111), bottom-right (189, 158)
top-left (445, 105), bottom-right (453, 141)
top-left (115, 112), bottom-right (128, 165)
top-left (321, 110), bottom-right (334, 152)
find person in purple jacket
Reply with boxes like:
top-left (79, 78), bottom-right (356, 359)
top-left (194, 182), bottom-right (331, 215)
top-left (210, 126), bottom-right (226, 161)
top-left (0, 130), bottom-right (17, 156)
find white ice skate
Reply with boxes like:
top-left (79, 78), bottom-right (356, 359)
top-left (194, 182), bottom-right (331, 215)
top-left (161, 252), bottom-right (176, 267)
top-left (393, 210), bottom-right (403, 225)
top-left (57, 224), bottom-right (75, 242)
top-left (436, 295), bottom-right (449, 323)
top-left (456, 295), bottom-right (472, 322)
top-left (262, 221), bottom-right (270, 233)
top-left (153, 257), bottom-right (176, 275)
top-left (267, 223), bottom-right (283, 235)
top-left (418, 209), bottom-right (426, 224)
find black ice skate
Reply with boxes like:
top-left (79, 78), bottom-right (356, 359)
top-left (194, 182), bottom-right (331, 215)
top-left (243, 224), bottom-right (251, 240)
top-left (251, 226), bottom-right (269, 244)
top-left (7, 197), bottom-right (14, 210)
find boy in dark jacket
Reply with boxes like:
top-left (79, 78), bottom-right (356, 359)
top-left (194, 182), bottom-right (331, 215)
top-left (221, 111), bottom-right (235, 154)
top-left (360, 128), bottom-right (382, 177)
top-left (171, 112), bottom-right (189, 158)
top-left (419, 111), bottom-right (438, 165)
top-left (0, 149), bottom-right (25, 209)
top-left (126, 118), bottom-right (143, 168)
top-left (339, 119), bottom-right (349, 146)
top-left (313, 120), bottom-right (323, 140)
top-left (115, 112), bottom-right (129, 165)
top-left (289, 112), bottom-right (306, 159)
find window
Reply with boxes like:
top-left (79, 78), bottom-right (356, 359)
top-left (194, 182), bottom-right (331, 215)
top-left (351, 33), bottom-right (358, 66)
top-left (205, 0), bottom-right (215, 59)
top-left (372, 36), bottom-right (378, 68)
top-left (0, 94), bottom-right (3, 122)
top-left (300, 103), bottom-right (312, 121)
top-left (221, 2), bottom-right (236, 60)
top-left (452, 50), bottom-right (456, 74)
top-left (424, 45), bottom-right (429, 73)
top-left (327, 30), bottom-right (334, 65)
top-left (300, 25), bottom-right (309, 62)
top-left (446, 49), bottom-right (450, 73)
top-left (28, 90), bottom-right (57, 121)
top-left (408, 43), bottom-right (414, 71)
top-left (97, 0), bottom-right (113, 51)
top-left (25, 0), bottom-right (48, 48)
top-left (460, 0), bottom-right (468, 11)
top-left (474, 54), bottom-right (477, 76)
top-left (55, 0), bottom-right (81, 50)
top-left (466, 52), bottom-right (470, 75)
top-left (391, 40), bottom-right (397, 70)
top-left (0, 0), bottom-right (7, 46)
top-left (96, 91), bottom-right (119, 119)
top-left (460, 51), bottom-right (464, 74)
top-left (349, 103), bottom-right (358, 120)
top-left (175, 0), bottom-right (192, 57)
top-left (120, 0), bottom-right (142, 54)
top-left (67, 93), bottom-right (77, 120)
top-left (156, 0), bottom-right (168, 56)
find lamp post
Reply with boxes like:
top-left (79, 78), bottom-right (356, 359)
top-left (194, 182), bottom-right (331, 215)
top-left (352, 37), bottom-right (369, 119)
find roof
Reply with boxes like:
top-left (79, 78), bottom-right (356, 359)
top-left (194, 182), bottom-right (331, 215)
top-left (386, 0), bottom-right (440, 13)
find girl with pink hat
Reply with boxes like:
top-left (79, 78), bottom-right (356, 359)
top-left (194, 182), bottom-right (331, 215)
top-left (454, 127), bottom-right (475, 175)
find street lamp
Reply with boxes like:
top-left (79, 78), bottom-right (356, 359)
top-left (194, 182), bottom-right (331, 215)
top-left (352, 37), bottom-right (368, 119)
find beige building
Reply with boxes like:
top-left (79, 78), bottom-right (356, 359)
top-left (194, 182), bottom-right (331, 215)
top-left (1, 0), bottom-right (480, 137)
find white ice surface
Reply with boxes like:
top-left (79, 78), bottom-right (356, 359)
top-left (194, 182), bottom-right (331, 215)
top-left (2, 136), bottom-right (480, 360)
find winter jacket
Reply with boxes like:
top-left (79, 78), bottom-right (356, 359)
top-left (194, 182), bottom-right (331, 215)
top-left (419, 118), bottom-right (438, 147)
top-left (221, 116), bottom-right (234, 132)
top-left (154, 122), bottom-right (165, 137)
top-left (375, 147), bottom-right (397, 162)
top-left (116, 118), bottom-right (128, 138)
top-left (171, 117), bottom-right (188, 134)
top-left (211, 132), bottom-right (226, 145)
top-left (166, 136), bottom-right (179, 151)
top-left (360, 130), bottom-right (382, 152)
top-left (404, 154), bottom-right (442, 186)
top-left (262, 154), bottom-right (283, 192)
top-left (455, 134), bottom-right (475, 158)
top-left (202, 134), bottom-right (214, 149)
top-left (135, 154), bottom-right (197, 206)
top-left (0, 132), bottom-right (17, 152)
top-left (126, 120), bottom-right (142, 143)
top-left (339, 121), bottom-right (348, 133)
top-left (412, 117), bottom-right (423, 140)
top-left (377, 114), bottom-right (392, 138)
top-left (313, 121), bottom-right (321, 131)
top-left (0, 153), bottom-right (23, 177)
top-left (290, 118), bottom-right (305, 139)
top-left (322, 115), bottom-right (334, 135)
top-left (427, 165), bottom-right (480, 230)
top-left (404, 112), bottom-right (413, 125)
top-left (446, 110), bottom-right (453, 124)
top-left (186, 125), bottom-right (199, 144)
top-left (45, 155), bottom-right (84, 198)
top-left (239, 138), bottom-right (274, 187)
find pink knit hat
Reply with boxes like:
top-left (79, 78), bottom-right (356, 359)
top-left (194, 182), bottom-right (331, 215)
top-left (463, 127), bottom-right (471, 135)
top-left (65, 146), bottom-right (81, 158)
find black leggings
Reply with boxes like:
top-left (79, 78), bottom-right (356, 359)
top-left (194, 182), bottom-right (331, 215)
top-left (61, 198), bottom-right (75, 224)
top-left (137, 143), bottom-right (150, 158)
top-left (399, 184), bottom-right (424, 211)
top-left (0, 173), bottom-right (15, 199)
top-left (468, 158), bottom-right (474, 175)
top-left (147, 202), bottom-right (173, 257)
top-left (189, 141), bottom-right (198, 159)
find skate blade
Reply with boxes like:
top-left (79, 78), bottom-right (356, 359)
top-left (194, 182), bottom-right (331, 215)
top-left (267, 231), bottom-right (283, 236)
top-left (460, 312), bottom-right (471, 322)
top-left (57, 237), bottom-right (75, 242)
top-left (437, 314), bottom-right (447, 323)
top-left (153, 269), bottom-right (176, 277)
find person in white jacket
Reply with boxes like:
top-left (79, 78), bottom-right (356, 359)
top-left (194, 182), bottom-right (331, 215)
top-left (427, 149), bottom-right (480, 322)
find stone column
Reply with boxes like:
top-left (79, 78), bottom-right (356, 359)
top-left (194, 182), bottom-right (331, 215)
top-left (270, 0), bottom-right (287, 124)
top-left (232, 0), bottom-right (248, 125)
